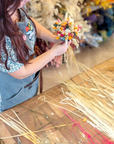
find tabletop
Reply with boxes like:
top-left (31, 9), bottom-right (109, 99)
top-left (0, 58), bottom-right (114, 144)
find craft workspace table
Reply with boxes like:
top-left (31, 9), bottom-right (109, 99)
top-left (0, 58), bottom-right (114, 144)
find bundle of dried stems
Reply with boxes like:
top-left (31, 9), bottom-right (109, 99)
top-left (60, 46), bottom-right (114, 140)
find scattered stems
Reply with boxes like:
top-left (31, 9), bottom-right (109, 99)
top-left (0, 110), bottom-right (41, 144)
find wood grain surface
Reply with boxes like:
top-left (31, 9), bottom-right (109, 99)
top-left (0, 58), bottom-right (114, 144)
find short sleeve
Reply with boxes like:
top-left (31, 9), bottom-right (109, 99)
top-left (0, 36), bottom-right (24, 73)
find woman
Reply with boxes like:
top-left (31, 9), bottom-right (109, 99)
top-left (0, 0), bottom-right (71, 112)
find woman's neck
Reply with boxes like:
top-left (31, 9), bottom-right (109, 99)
top-left (11, 9), bottom-right (21, 24)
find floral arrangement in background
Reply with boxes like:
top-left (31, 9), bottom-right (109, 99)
top-left (95, 0), bottom-right (114, 9)
top-left (26, 0), bottom-right (61, 30)
top-left (26, 0), bottom-right (90, 31)
top-left (84, 0), bottom-right (114, 15)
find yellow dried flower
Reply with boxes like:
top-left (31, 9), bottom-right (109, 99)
top-left (56, 37), bottom-right (60, 40)
top-left (68, 36), bottom-right (73, 40)
top-left (53, 27), bottom-right (57, 29)
top-left (74, 27), bottom-right (78, 30)
top-left (61, 22), bottom-right (67, 26)
top-left (83, 119), bottom-right (86, 122)
top-left (61, 27), bottom-right (64, 31)
top-left (69, 22), bottom-right (72, 26)
top-left (55, 22), bottom-right (58, 24)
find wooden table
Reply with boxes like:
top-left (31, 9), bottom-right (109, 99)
top-left (0, 58), bottom-right (114, 144)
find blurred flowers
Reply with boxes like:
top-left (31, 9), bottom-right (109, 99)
top-left (84, 0), bottom-right (114, 15)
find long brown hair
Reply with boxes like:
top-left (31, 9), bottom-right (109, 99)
top-left (0, 0), bottom-right (36, 70)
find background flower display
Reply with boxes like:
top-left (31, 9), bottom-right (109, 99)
top-left (26, 0), bottom-right (90, 32)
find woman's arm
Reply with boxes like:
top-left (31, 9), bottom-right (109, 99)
top-left (31, 17), bottom-right (58, 43)
top-left (8, 41), bottom-right (71, 79)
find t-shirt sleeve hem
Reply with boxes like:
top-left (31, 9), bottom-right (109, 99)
top-left (1, 63), bottom-right (24, 73)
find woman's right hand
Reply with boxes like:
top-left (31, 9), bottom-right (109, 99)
top-left (50, 40), bottom-right (71, 57)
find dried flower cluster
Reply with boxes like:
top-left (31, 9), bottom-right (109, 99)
top-left (26, 0), bottom-right (90, 33)
top-left (53, 13), bottom-right (88, 48)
